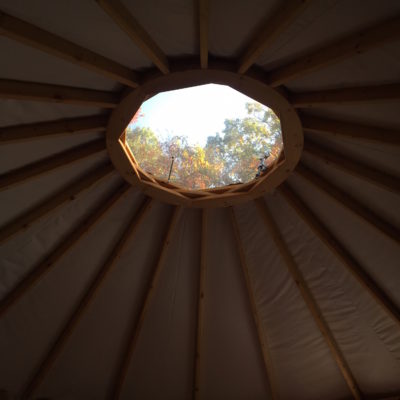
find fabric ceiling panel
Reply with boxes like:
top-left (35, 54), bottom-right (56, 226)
top-left (0, 99), bottom-right (106, 127)
top-left (201, 208), bottom-right (272, 400)
top-left (234, 201), bottom-right (350, 400)
top-left (300, 152), bottom-right (400, 228)
top-left (304, 130), bottom-right (400, 177)
top-left (287, 173), bottom-right (400, 310)
top-left (0, 132), bottom-right (104, 173)
top-left (259, 0), bottom-right (400, 70)
top-left (37, 200), bottom-right (172, 399)
top-left (0, 178), bottom-right (137, 396)
top-left (209, 0), bottom-right (279, 58)
top-left (0, 0), bottom-right (151, 71)
top-left (285, 40), bottom-right (400, 91)
top-left (0, 153), bottom-right (108, 226)
top-left (267, 193), bottom-right (400, 395)
top-left (0, 1), bottom-right (399, 398)
top-left (122, 208), bottom-right (200, 400)
top-left (0, 37), bottom-right (119, 91)
top-left (301, 103), bottom-right (400, 130)
top-left (123, 0), bottom-right (197, 58)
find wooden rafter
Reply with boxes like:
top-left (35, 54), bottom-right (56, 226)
top-left (0, 162), bottom-right (113, 244)
top-left (301, 114), bottom-right (400, 146)
top-left (198, 0), bottom-right (209, 69)
top-left (279, 183), bottom-right (400, 328)
top-left (111, 206), bottom-right (182, 400)
top-left (0, 79), bottom-right (119, 108)
top-left (267, 16), bottom-right (400, 87)
top-left (0, 183), bottom-right (131, 318)
top-left (291, 83), bottom-right (400, 107)
top-left (238, 0), bottom-right (311, 74)
top-left (112, 207), bottom-right (182, 400)
top-left (0, 138), bottom-right (106, 191)
top-left (229, 207), bottom-right (278, 400)
top-left (0, 10), bottom-right (139, 87)
top-left (304, 139), bottom-right (400, 195)
top-left (254, 198), bottom-right (362, 400)
top-left (193, 209), bottom-right (207, 400)
top-left (22, 196), bottom-right (153, 399)
top-left (96, 0), bottom-right (169, 74)
top-left (0, 115), bottom-right (108, 143)
top-left (295, 163), bottom-right (400, 246)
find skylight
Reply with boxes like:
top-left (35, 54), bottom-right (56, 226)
top-left (125, 84), bottom-right (283, 190)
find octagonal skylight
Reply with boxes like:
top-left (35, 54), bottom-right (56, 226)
top-left (125, 84), bottom-right (283, 190)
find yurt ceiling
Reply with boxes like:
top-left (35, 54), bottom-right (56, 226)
top-left (0, 0), bottom-right (399, 399)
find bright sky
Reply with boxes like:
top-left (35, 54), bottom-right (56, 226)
top-left (131, 83), bottom-right (265, 146)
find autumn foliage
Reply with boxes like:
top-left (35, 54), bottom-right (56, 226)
top-left (126, 102), bottom-right (283, 190)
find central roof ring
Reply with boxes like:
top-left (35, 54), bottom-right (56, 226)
top-left (106, 60), bottom-right (303, 208)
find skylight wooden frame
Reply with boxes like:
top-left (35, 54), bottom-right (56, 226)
top-left (107, 63), bottom-right (303, 207)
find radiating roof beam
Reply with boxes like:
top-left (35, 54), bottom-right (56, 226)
top-left (0, 79), bottom-right (119, 108)
top-left (291, 83), bottom-right (400, 107)
top-left (0, 183), bottom-right (131, 318)
top-left (301, 114), bottom-right (400, 146)
top-left (267, 16), bottom-right (400, 87)
top-left (255, 198), bottom-right (362, 400)
top-left (295, 163), bottom-right (400, 246)
top-left (22, 196), bottom-right (153, 399)
top-left (238, 0), bottom-right (311, 74)
top-left (230, 207), bottom-right (278, 400)
top-left (279, 183), bottom-right (400, 328)
top-left (198, 0), bottom-right (209, 69)
top-left (0, 114), bottom-right (108, 143)
top-left (0, 10), bottom-right (139, 87)
top-left (304, 139), bottom-right (400, 195)
top-left (111, 206), bottom-right (182, 400)
top-left (96, 0), bottom-right (169, 74)
top-left (193, 209), bottom-right (207, 400)
top-left (0, 162), bottom-right (114, 245)
top-left (0, 138), bottom-right (106, 191)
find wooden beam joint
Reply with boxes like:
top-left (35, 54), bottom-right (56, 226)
top-left (96, 0), bottom-right (169, 74)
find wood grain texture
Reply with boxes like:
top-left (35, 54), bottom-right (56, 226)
top-left (0, 115), bottom-right (108, 143)
top-left (291, 83), bottom-right (400, 107)
top-left (0, 10), bottom-right (139, 87)
top-left (230, 207), bottom-right (279, 400)
top-left (268, 16), bottom-right (400, 86)
top-left (304, 139), bottom-right (400, 195)
top-left (279, 183), bottom-right (400, 328)
top-left (295, 163), bottom-right (400, 245)
top-left (0, 162), bottom-right (114, 244)
top-left (0, 138), bottom-right (106, 191)
top-left (0, 79), bottom-right (119, 108)
top-left (238, 0), bottom-right (311, 74)
top-left (22, 196), bottom-right (153, 399)
top-left (96, 0), bottom-right (169, 74)
top-left (0, 183), bottom-right (130, 318)
top-left (111, 206), bottom-right (182, 400)
top-left (301, 114), bottom-right (400, 145)
top-left (193, 209), bottom-right (207, 399)
top-left (255, 198), bottom-right (362, 400)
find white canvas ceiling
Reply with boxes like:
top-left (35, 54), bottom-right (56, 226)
top-left (0, 1), bottom-right (399, 399)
